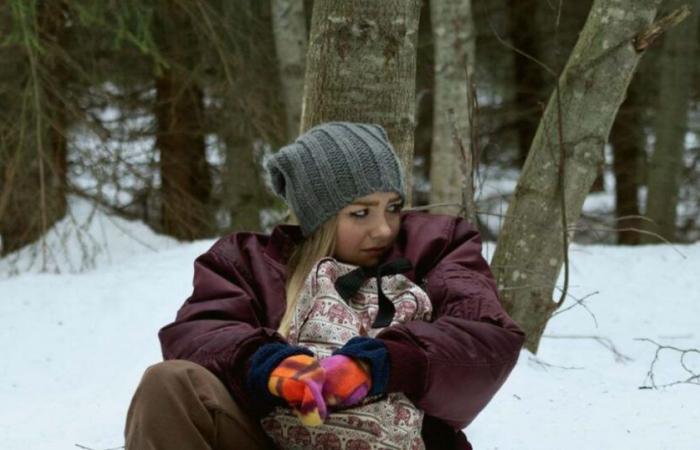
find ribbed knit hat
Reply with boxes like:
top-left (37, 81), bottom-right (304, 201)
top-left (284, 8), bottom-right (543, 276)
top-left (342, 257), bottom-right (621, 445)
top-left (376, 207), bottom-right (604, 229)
top-left (263, 122), bottom-right (406, 237)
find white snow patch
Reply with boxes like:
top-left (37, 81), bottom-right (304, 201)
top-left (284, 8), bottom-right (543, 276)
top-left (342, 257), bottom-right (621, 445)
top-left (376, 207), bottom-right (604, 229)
top-left (2, 201), bottom-right (699, 450)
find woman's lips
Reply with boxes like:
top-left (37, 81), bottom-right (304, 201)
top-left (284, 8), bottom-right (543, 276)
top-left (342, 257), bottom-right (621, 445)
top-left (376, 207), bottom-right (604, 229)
top-left (362, 247), bottom-right (386, 253)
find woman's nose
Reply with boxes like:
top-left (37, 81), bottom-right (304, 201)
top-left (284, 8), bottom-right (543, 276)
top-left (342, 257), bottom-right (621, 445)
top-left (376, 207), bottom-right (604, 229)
top-left (370, 216), bottom-right (393, 239)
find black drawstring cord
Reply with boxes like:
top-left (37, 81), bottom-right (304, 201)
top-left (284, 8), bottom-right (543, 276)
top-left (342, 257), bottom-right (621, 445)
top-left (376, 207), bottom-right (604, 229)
top-left (334, 258), bottom-right (413, 328)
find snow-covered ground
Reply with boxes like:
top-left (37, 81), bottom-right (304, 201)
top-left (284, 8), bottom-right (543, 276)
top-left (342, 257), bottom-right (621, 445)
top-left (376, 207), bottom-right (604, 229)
top-left (1, 200), bottom-right (699, 450)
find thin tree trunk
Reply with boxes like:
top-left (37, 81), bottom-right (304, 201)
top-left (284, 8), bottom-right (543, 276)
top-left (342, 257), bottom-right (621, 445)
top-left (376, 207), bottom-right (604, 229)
top-left (412, 2), bottom-right (434, 207)
top-left (217, 1), bottom-right (280, 233)
top-left (643, 0), bottom-right (699, 243)
top-left (301, 0), bottom-right (422, 201)
top-left (271, 0), bottom-right (307, 140)
top-left (491, 0), bottom-right (663, 352)
top-left (223, 110), bottom-right (266, 232)
top-left (41, 1), bottom-right (68, 221)
top-left (156, 70), bottom-right (212, 240)
top-left (508, 0), bottom-right (546, 167)
top-left (429, 0), bottom-right (476, 219)
top-left (154, 3), bottom-right (212, 240)
top-left (610, 76), bottom-right (645, 245)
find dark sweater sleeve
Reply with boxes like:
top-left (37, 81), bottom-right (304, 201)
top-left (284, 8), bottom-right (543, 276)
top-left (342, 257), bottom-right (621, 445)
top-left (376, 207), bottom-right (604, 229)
top-left (158, 246), bottom-right (287, 417)
top-left (376, 216), bottom-right (526, 429)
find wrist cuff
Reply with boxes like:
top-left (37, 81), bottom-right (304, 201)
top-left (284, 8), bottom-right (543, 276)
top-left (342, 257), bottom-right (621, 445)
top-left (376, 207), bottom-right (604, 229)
top-left (379, 338), bottom-right (428, 396)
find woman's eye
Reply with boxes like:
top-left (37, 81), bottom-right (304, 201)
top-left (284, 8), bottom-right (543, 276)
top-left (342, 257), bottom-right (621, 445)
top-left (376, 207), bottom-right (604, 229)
top-left (389, 203), bottom-right (403, 213)
top-left (350, 209), bottom-right (368, 218)
top-left (350, 203), bottom-right (402, 218)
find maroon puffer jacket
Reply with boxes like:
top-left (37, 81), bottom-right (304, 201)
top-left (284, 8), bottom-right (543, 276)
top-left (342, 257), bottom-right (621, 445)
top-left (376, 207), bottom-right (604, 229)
top-left (159, 211), bottom-right (525, 449)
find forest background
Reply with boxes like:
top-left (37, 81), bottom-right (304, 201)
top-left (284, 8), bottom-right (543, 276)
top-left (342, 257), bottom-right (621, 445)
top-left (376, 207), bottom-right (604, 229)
top-left (1, 0), bottom-right (699, 351)
top-left (2, 2), bottom-right (700, 448)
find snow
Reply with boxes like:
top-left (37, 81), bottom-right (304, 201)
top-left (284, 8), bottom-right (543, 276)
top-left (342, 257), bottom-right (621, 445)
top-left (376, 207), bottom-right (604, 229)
top-left (1, 200), bottom-right (699, 450)
top-left (0, 197), bottom-right (178, 276)
top-left (471, 242), bottom-right (700, 449)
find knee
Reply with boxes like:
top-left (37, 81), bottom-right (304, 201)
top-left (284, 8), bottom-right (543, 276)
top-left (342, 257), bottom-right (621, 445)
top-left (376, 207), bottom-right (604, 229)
top-left (136, 360), bottom-right (201, 397)
top-left (126, 360), bottom-right (210, 442)
top-left (143, 359), bottom-right (196, 380)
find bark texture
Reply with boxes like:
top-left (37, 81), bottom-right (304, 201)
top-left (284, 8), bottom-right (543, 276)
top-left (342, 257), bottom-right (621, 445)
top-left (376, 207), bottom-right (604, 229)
top-left (301, 0), bottom-right (421, 201)
top-left (491, 0), bottom-right (662, 352)
top-left (643, 0), bottom-right (699, 243)
top-left (428, 0), bottom-right (476, 218)
top-left (272, 0), bottom-right (308, 139)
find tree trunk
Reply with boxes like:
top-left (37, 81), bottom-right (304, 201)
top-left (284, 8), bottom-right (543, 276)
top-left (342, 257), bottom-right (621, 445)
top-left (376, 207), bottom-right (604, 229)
top-left (300, 0), bottom-right (422, 202)
top-left (154, 3), bottom-right (212, 240)
top-left (40, 1), bottom-right (69, 221)
top-left (539, 1), bottom-right (608, 193)
top-left (491, 0), bottom-right (662, 352)
top-left (155, 70), bottom-right (213, 240)
top-left (223, 109), bottom-right (267, 232)
top-left (428, 0), bottom-right (476, 219)
top-left (508, 0), bottom-right (546, 167)
top-left (216, 0), bottom-right (281, 233)
top-left (271, 0), bottom-right (308, 140)
top-left (642, 0), bottom-right (699, 243)
top-left (610, 76), bottom-right (645, 245)
top-left (412, 2), bottom-right (434, 207)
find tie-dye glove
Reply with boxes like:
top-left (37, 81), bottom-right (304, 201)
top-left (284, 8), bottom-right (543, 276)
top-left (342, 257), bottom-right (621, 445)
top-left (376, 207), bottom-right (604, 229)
top-left (268, 354), bottom-right (327, 426)
top-left (320, 355), bottom-right (371, 408)
top-left (332, 336), bottom-right (390, 397)
top-left (247, 343), bottom-right (327, 426)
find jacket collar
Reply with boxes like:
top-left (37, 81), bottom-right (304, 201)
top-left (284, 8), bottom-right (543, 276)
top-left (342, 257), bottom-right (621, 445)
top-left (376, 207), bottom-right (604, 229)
top-left (264, 223), bottom-right (305, 266)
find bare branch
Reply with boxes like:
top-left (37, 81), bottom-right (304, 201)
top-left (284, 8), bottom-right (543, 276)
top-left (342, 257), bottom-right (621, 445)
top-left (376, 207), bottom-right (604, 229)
top-left (528, 354), bottom-right (584, 371)
top-left (636, 338), bottom-right (700, 389)
top-left (569, 222), bottom-right (688, 258)
top-left (634, 5), bottom-right (692, 51)
top-left (486, 18), bottom-right (558, 78)
top-left (448, 106), bottom-right (478, 225)
top-left (550, 289), bottom-right (600, 328)
top-left (543, 334), bottom-right (634, 364)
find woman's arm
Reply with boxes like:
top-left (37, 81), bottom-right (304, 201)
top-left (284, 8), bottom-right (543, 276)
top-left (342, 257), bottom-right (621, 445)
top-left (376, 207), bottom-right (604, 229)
top-left (158, 243), bottom-right (286, 415)
top-left (377, 214), bottom-right (525, 429)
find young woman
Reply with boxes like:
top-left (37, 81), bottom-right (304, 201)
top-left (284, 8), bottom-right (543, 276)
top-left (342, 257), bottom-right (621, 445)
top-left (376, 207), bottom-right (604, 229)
top-left (125, 122), bottom-right (525, 450)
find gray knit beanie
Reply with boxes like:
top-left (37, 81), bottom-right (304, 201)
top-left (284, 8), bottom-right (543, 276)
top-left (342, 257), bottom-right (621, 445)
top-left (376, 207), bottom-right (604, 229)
top-left (263, 122), bottom-right (406, 237)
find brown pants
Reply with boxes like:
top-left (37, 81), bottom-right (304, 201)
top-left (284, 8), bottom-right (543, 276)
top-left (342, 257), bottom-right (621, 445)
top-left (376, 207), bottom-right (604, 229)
top-left (125, 360), bottom-right (276, 450)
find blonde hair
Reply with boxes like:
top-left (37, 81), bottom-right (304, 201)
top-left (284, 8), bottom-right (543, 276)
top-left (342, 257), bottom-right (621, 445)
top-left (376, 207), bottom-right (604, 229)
top-left (277, 212), bottom-right (338, 337)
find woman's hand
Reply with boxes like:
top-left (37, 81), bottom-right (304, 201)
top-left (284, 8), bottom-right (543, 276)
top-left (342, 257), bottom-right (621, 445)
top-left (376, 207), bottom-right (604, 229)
top-left (268, 354), bottom-right (327, 426)
top-left (320, 355), bottom-right (371, 408)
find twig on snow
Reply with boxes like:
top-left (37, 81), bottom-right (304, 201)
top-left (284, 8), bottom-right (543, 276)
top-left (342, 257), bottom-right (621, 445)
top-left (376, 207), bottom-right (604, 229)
top-left (543, 334), bottom-right (633, 364)
top-left (635, 337), bottom-right (700, 389)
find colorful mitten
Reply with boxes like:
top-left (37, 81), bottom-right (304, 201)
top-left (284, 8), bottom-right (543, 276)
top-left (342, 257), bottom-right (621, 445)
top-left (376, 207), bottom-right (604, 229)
top-left (333, 336), bottom-right (390, 397)
top-left (320, 354), bottom-right (372, 408)
top-left (268, 354), bottom-right (327, 426)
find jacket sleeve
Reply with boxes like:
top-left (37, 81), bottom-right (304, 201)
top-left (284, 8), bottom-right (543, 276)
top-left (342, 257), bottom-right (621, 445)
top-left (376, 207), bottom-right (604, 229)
top-left (158, 243), bottom-right (286, 414)
top-left (376, 216), bottom-right (525, 429)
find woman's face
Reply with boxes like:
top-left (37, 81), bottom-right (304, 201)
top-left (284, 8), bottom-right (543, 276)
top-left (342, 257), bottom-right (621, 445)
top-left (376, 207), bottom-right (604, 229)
top-left (333, 191), bottom-right (404, 267)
